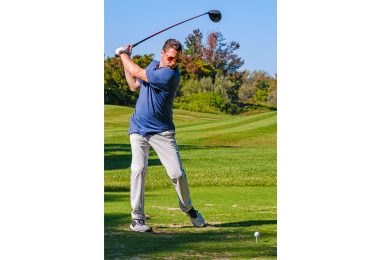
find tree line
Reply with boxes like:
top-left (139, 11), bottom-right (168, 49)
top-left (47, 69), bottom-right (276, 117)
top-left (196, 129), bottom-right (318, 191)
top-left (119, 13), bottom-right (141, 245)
top-left (104, 29), bottom-right (277, 113)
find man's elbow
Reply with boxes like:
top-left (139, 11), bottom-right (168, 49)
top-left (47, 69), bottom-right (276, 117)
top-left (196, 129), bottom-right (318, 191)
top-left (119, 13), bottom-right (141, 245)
top-left (130, 84), bottom-right (141, 91)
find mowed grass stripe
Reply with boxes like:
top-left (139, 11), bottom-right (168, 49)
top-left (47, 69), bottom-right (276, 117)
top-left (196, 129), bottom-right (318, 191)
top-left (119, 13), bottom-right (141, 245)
top-left (178, 112), bottom-right (276, 133)
top-left (180, 124), bottom-right (277, 147)
top-left (206, 114), bottom-right (277, 135)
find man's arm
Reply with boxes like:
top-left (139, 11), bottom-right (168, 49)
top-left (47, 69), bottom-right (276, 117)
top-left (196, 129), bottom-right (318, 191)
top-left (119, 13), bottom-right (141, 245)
top-left (120, 54), bottom-right (141, 91)
top-left (119, 45), bottom-right (149, 88)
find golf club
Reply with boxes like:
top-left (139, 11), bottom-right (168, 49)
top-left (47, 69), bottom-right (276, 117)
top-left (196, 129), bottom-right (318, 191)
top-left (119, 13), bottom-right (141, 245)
top-left (115, 10), bottom-right (221, 57)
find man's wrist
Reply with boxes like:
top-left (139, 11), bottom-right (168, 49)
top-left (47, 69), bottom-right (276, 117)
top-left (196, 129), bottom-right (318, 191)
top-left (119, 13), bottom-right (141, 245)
top-left (120, 52), bottom-right (130, 58)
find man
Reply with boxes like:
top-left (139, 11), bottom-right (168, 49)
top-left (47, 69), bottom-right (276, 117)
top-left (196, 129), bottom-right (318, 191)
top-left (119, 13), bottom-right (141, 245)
top-left (116, 39), bottom-right (205, 232)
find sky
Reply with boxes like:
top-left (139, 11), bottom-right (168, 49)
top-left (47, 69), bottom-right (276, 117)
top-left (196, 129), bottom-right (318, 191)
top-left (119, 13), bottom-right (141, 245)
top-left (104, 0), bottom-right (277, 76)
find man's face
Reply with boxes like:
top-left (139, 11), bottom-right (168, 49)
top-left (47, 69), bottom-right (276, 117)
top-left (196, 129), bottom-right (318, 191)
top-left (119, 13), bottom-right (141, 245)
top-left (160, 48), bottom-right (181, 70)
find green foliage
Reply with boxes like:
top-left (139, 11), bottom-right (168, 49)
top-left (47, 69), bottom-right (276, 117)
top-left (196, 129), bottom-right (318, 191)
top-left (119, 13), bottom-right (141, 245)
top-left (174, 92), bottom-right (239, 114)
top-left (180, 78), bottom-right (203, 95)
top-left (254, 89), bottom-right (269, 102)
top-left (250, 102), bottom-right (277, 111)
top-left (180, 73), bottom-right (235, 104)
top-left (255, 80), bottom-right (270, 91)
top-left (226, 71), bottom-right (245, 102)
top-left (237, 70), bottom-right (278, 106)
top-left (199, 76), bottom-right (214, 93)
top-left (104, 58), bottom-right (137, 106)
top-left (178, 55), bottom-right (212, 86)
top-left (132, 54), bottom-right (154, 68)
top-left (213, 72), bottom-right (234, 103)
top-left (104, 54), bottom-right (154, 106)
top-left (183, 28), bottom-right (203, 56)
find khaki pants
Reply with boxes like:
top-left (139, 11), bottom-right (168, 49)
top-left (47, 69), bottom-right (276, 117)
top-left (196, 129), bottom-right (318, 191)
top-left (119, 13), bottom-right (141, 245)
top-left (129, 131), bottom-right (193, 220)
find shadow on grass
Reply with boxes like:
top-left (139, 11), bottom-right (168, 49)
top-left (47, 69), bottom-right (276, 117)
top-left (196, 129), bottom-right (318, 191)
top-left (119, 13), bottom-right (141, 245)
top-left (105, 190), bottom-right (276, 258)
top-left (105, 232), bottom-right (276, 259)
top-left (104, 144), bottom-right (131, 153)
top-left (157, 220), bottom-right (277, 229)
top-left (104, 193), bottom-right (130, 202)
top-left (104, 214), bottom-right (277, 259)
top-left (104, 144), bottom-right (245, 171)
top-left (104, 144), bottom-right (163, 171)
top-left (213, 220), bottom-right (276, 227)
top-left (178, 145), bottom-right (245, 150)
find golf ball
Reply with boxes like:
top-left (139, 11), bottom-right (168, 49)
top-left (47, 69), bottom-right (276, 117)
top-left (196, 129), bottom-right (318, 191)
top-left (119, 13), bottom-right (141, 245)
top-left (254, 232), bottom-right (260, 237)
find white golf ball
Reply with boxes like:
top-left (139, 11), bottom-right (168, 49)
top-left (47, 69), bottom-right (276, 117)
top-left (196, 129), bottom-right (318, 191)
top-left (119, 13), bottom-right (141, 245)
top-left (254, 232), bottom-right (260, 237)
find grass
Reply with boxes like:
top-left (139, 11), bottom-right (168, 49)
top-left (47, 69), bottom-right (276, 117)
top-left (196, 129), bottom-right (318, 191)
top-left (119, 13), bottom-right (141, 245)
top-left (105, 187), bottom-right (277, 260)
top-left (104, 105), bottom-right (277, 191)
top-left (104, 104), bottom-right (277, 259)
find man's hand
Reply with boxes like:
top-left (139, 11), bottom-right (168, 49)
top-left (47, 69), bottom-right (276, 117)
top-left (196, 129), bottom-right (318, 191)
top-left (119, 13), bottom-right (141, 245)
top-left (115, 46), bottom-right (126, 56)
top-left (123, 45), bottom-right (133, 57)
top-left (115, 45), bottom-right (133, 58)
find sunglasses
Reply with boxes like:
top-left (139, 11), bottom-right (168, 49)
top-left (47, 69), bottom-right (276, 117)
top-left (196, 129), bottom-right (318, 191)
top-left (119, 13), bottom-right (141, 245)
top-left (166, 54), bottom-right (182, 63)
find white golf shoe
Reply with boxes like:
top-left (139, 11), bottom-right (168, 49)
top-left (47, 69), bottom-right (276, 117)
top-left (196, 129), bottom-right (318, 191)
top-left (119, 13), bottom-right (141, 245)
top-left (186, 208), bottom-right (206, 227)
top-left (130, 219), bottom-right (152, 232)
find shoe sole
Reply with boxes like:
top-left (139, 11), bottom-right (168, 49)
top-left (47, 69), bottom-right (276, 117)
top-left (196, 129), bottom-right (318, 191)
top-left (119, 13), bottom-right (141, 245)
top-left (129, 224), bottom-right (152, 232)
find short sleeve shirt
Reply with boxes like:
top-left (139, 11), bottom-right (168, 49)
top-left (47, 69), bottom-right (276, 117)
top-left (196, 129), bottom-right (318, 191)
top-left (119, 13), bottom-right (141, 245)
top-left (128, 61), bottom-right (181, 137)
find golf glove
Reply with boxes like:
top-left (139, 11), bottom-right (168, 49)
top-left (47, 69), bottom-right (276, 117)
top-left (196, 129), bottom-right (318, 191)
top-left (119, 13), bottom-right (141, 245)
top-left (115, 46), bottom-right (127, 56)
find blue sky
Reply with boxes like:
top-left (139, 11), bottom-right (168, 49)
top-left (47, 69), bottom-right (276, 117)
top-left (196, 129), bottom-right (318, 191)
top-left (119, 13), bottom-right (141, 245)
top-left (104, 0), bottom-right (277, 76)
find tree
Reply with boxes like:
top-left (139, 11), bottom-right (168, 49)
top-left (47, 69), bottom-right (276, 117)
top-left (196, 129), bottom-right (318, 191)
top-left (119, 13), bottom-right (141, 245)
top-left (249, 70), bottom-right (273, 82)
top-left (213, 72), bottom-right (233, 103)
top-left (183, 29), bottom-right (204, 57)
top-left (238, 70), bottom-right (256, 101)
top-left (104, 54), bottom-right (154, 106)
top-left (203, 31), bottom-right (244, 77)
top-left (178, 54), bottom-right (212, 86)
top-left (254, 89), bottom-right (268, 102)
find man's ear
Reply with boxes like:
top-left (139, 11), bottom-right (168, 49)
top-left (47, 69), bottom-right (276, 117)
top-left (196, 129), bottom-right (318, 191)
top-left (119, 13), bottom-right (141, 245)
top-left (161, 49), bottom-right (164, 57)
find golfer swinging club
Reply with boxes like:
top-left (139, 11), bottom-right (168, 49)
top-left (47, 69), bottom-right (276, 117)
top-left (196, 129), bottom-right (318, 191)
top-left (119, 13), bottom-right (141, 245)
top-left (116, 39), bottom-right (205, 232)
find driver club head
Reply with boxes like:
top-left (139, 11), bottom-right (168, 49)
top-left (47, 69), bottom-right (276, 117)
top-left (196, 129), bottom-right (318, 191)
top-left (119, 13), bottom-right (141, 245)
top-left (208, 10), bottom-right (222, 23)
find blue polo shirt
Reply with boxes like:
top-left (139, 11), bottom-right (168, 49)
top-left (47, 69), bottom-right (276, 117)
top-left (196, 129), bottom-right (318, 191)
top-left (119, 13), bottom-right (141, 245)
top-left (128, 60), bottom-right (181, 137)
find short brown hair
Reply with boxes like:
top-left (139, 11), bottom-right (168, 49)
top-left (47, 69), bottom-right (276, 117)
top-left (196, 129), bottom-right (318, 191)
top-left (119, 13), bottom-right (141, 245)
top-left (162, 39), bottom-right (182, 53)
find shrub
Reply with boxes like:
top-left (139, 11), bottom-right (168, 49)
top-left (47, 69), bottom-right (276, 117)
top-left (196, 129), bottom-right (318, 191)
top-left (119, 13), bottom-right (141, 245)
top-left (255, 102), bottom-right (277, 111)
top-left (174, 92), bottom-right (239, 114)
top-left (253, 89), bottom-right (268, 102)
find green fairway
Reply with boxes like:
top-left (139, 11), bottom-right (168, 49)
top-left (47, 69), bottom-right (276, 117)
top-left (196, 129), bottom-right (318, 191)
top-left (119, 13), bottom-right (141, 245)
top-left (104, 104), bottom-right (277, 259)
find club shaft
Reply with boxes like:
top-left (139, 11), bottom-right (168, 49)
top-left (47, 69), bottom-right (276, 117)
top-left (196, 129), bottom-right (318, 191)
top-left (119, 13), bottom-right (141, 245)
top-left (132, 12), bottom-right (208, 47)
